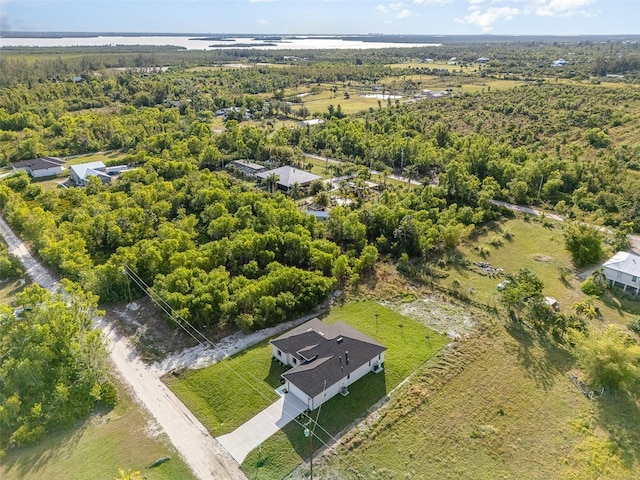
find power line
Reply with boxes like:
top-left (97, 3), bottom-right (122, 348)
top-left (122, 264), bottom-right (381, 479)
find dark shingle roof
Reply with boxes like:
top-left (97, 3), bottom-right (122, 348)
top-left (271, 319), bottom-right (386, 398)
top-left (12, 156), bottom-right (64, 171)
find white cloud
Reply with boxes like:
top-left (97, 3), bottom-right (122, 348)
top-left (257, 19), bottom-right (267, 25)
top-left (413, 0), bottom-right (452, 5)
top-left (376, 2), bottom-right (413, 19)
top-left (458, 6), bottom-right (520, 32)
top-left (533, 0), bottom-right (596, 17)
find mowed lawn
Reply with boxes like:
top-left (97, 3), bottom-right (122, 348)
top-left (164, 301), bottom-right (448, 479)
top-left (442, 215), bottom-right (638, 328)
top-left (0, 380), bottom-right (196, 480)
top-left (240, 301), bottom-right (449, 480)
top-left (443, 217), bottom-right (585, 312)
top-left (319, 321), bottom-right (640, 480)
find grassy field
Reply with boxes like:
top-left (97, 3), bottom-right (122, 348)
top-left (440, 215), bottom-right (640, 328)
top-left (0, 379), bottom-right (196, 480)
top-left (443, 216), bottom-right (580, 307)
top-left (64, 150), bottom-right (129, 166)
top-left (288, 216), bottom-right (640, 480)
top-left (165, 301), bottom-right (448, 479)
top-left (311, 321), bottom-right (640, 480)
top-left (240, 301), bottom-right (449, 479)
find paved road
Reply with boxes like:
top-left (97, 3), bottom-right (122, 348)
top-left (0, 214), bottom-right (246, 480)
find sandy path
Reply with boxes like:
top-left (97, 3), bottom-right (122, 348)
top-left (0, 214), bottom-right (246, 480)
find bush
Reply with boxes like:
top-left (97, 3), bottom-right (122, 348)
top-left (629, 317), bottom-right (640, 336)
top-left (581, 276), bottom-right (604, 296)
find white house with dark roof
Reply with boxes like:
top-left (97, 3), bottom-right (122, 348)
top-left (69, 161), bottom-right (112, 186)
top-left (602, 251), bottom-right (640, 294)
top-left (11, 157), bottom-right (65, 178)
top-left (257, 165), bottom-right (321, 192)
top-left (271, 318), bottom-right (386, 411)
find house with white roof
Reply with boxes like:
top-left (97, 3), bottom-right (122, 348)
top-left (602, 251), bottom-right (640, 295)
top-left (69, 161), bottom-right (112, 187)
top-left (271, 318), bottom-right (386, 411)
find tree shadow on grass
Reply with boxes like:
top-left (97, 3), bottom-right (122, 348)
top-left (593, 390), bottom-right (640, 470)
top-left (0, 413), bottom-right (93, 478)
top-left (504, 319), bottom-right (574, 391)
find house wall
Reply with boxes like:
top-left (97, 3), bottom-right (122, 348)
top-left (305, 352), bottom-right (386, 410)
top-left (272, 345), bottom-right (298, 367)
top-left (31, 166), bottom-right (62, 178)
top-left (70, 169), bottom-right (81, 185)
top-left (286, 381), bottom-right (314, 410)
top-left (604, 267), bottom-right (640, 294)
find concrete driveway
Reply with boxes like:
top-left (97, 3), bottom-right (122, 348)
top-left (218, 392), bottom-right (307, 464)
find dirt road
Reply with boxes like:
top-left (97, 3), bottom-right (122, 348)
top-left (491, 199), bottom-right (640, 254)
top-left (0, 214), bottom-right (246, 480)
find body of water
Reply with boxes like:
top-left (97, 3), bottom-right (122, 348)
top-left (0, 35), bottom-right (441, 50)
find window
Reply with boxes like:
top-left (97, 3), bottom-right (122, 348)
top-left (368, 360), bottom-right (371, 366)
top-left (277, 349), bottom-right (282, 357)
top-left (347, 374), bottom-right (350, 380)
top-left (293, 357), bottom-right (297, 364)
top-left (633, 276), bottom-right (638, 283)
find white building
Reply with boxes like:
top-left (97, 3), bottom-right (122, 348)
top-left (602, 251), bottom-right (640, 295)
top-left (69, 161), bottom-right (111, 186)
top-left (271, 318), bottom-right (386, 411)
top-left (11, 157), bottom-right (64, 178)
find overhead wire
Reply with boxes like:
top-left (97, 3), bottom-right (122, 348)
top-left (123, 263), bottom-right (381, 479)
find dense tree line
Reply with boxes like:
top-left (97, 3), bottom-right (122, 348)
top-left (0, 282), bottom-right (114, 456)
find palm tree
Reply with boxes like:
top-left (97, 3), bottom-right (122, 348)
top-left (265, 173), bottom-right (279, 193)
top-left (403, 164), bottom-right (418, 187)
top-left (289, 182), bottom-right (301, 199)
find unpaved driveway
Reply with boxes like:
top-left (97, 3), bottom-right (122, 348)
top-left (0, 214), bottom-right (246, 480)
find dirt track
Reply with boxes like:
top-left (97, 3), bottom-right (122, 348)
top-left (0, 214), bottom-right (246, 480)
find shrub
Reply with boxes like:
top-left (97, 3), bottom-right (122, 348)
top-left (629, 317), bottom-right (640, 336)
top-left (581, 276), bottom-right (604, 296)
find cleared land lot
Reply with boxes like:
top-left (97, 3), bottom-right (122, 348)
top-left (288, 217), bottom-right (640, 480)
top-left (0, 381), bottom-right (196, 480)
top-left (165, 300), bottom-right (449, 480)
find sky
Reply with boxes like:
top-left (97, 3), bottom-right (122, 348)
top-left (0, 0), bottom-right (637, 36)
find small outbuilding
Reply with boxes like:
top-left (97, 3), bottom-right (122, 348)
top-left (226, 159), bottom-right (267, 178)
top-left (271, 318), bottom-right (386, 411)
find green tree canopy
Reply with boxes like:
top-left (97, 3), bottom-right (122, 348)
top-left (0, 282), bottom-right (113, 453)
top-left (572, 325), bottom-right (640, 391)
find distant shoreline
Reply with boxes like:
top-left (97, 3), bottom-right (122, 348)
top-left (2, 32), bottom-right (640, 43)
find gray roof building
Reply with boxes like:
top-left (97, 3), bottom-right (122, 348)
top-left (11, 157), bottom-right (65, 178)
top-left (69, 161), bottom-right (111, 186)
top-left (271, 318), bottom-right (386, 409)
top-left (257, 165), bottom-right (321, 191)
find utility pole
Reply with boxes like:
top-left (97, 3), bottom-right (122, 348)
top-left (537, 174), bottom-right (544, 202)
top-left (303, 421), bottom-right (314, 480)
